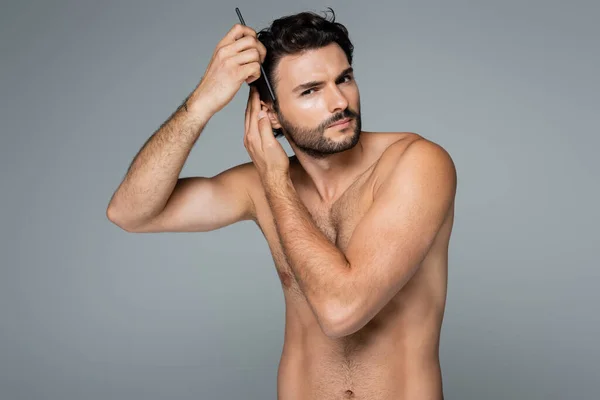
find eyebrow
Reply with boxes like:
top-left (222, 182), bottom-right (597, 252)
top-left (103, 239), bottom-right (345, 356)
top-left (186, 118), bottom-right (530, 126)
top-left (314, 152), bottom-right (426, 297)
top-left (292, 67), bottom-right (354, 94)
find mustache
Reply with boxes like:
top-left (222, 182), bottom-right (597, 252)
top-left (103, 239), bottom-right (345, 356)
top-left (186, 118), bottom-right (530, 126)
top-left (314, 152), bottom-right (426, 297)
top-left (320, 108), bottom-right (359, 129)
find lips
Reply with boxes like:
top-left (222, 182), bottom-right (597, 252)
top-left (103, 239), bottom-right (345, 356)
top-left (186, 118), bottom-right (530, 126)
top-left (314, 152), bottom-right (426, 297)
top-left (328, 118), bottom-right (352, 127)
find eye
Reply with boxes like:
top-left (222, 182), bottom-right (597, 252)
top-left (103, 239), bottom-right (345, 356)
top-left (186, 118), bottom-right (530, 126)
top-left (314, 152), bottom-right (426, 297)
top-left (301, 88), bottom-right (316, 96)
top-left (341, 74), bottom-right (353, 83)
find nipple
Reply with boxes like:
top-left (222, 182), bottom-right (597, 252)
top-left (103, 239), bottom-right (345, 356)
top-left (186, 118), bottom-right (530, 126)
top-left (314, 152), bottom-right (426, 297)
top-left (344, 389), bottom-right (354, 398)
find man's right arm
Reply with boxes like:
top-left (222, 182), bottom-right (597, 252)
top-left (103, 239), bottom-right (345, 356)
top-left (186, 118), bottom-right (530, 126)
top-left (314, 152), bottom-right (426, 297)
top-left (106, 23), bottom-right (266, 233)
top-left (108, 161), bottom-right (257, 233)
top-left (106, 92), bottom-right (254, 233)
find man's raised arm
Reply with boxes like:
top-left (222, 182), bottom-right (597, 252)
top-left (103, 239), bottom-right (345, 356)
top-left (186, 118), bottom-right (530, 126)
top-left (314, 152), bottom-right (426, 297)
top-left (106, 23), bottom-right (267, 232)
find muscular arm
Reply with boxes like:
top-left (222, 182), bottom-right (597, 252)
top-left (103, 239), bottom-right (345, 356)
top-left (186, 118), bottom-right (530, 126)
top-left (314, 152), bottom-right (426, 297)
top-left (264, 139), bottom-right (457, 338)
top-left (108, 22), bottom-right (268, 232)
top-left (106, 89), bottom-right (212, 229)
top-left (117, 162), bottom-right (256, 233)
top-left (107, 91), bottom-right (256, 233)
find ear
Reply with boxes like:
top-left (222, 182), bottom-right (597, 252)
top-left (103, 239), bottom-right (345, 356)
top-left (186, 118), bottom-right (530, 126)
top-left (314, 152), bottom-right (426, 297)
top-left (260, 100), bottom-right (282, 130)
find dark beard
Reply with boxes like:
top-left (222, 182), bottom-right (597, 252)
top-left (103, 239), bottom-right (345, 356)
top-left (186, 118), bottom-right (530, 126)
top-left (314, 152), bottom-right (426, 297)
top-left (278, 106), bottom-right (362, 160)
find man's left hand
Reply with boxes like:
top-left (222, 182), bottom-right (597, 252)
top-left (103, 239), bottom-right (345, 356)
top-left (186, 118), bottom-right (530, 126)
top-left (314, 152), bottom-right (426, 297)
top-left (244, 86), bottom-right (289, 184)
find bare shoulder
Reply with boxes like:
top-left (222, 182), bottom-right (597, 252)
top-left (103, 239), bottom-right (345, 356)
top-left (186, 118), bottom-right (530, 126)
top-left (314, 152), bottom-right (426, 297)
top-left (390, 133), bottom-right (452, 161)
top-left (224, 159), bottom-right (262, 209)
top-left (368, 132), bottom-right (456, 191)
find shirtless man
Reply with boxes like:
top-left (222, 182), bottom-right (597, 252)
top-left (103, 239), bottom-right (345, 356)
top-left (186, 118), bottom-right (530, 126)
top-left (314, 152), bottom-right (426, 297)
top-left (107, 9), bottom-right (457, 400)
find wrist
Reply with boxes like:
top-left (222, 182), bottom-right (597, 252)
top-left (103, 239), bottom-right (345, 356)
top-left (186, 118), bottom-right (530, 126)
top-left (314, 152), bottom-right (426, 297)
top-left (264, 171), bottom-right (292, 194)
top-left (186, 88), bottom-right (218, 119)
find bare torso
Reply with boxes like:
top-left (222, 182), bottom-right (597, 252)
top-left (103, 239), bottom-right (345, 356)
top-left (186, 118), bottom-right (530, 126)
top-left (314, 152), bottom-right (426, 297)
top-left (249, 132), bottom-right (455, 400)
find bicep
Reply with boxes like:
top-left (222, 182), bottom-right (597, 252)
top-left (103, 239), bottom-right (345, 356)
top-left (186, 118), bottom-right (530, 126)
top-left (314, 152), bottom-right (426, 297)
top-left (345, 140), bottom-right (456, 298)
top-left (130, 162), bottom-right (257, 233)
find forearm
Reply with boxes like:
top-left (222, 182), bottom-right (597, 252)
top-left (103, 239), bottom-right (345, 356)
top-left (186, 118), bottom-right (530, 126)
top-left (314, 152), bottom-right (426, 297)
top-left (107, 89), bottom-right (213, 228)
top-left (264, 174), bottom-right (354, 328)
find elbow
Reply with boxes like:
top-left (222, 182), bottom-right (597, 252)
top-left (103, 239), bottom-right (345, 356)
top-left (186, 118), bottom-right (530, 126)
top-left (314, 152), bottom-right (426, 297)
top-left (106, 205), bottom-right (121, 226)
top-left (106, 205), bottom-right (125, 228)
top-left (106, 205), bottom-right (118, 222)
top-left (106, 206), bottom-right (137, 232)
top-left (319, 301), bottom-right (364, 339)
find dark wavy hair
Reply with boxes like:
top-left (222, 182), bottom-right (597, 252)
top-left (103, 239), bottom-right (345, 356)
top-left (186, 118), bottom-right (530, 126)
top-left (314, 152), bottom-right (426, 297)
top-left (256, 8), bottom-right (354, 137)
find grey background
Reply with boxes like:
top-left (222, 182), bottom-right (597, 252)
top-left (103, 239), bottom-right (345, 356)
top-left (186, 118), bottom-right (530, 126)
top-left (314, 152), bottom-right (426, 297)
top-left (1, 0), bottom-right (598, 399)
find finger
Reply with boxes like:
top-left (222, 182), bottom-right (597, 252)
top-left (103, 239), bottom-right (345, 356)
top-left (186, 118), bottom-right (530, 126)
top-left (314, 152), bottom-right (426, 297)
top-left (217, 24), bottom-right (256, 48)
top-left (248, 89), bottom-right (261, 146)
top-left (231, 48), bottom-right (261, 66)
top-left (215, 36), bottom-right (258, 64)
top-left (257, 40), bottom-right (267, 64)
top-left (225, 35), bottom-right (261, 57)
top-left (257, 107), bottom-right (273, 143)
top-left (240, 62), bottom-right (261, 84)
top-left (251, 85), bottom-right (262, 128)
top-left (252, 89), bottom-right (272, 143)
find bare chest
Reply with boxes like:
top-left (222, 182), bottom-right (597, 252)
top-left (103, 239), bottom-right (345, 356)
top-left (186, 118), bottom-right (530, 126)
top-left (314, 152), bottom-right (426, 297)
top-left (304, 179), bottom-right (373, 252)
top-left (254, 168), bottom-right (375, 292)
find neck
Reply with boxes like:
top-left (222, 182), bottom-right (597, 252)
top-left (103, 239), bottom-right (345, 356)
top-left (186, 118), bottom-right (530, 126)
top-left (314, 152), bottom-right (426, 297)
top-left (289, 134), bottom-right (368, 203)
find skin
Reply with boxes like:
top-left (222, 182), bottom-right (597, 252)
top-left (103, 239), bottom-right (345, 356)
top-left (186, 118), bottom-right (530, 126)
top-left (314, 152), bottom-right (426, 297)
top-left (244, 43), bottom-right (456, 399)
top-left (108, 34), bottom-right (457, 400)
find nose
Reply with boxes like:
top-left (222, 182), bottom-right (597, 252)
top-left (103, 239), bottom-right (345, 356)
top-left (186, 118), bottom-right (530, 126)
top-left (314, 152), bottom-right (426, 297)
top-left (326, 84), bottom-right (349, 114)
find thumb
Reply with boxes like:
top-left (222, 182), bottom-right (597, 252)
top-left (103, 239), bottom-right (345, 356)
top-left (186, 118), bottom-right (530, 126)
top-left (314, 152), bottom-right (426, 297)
top-left (257, 109), bottom-right (273, 140)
